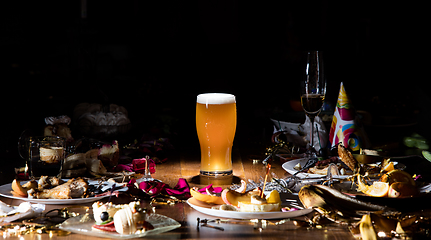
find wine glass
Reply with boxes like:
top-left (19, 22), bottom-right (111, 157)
top-left (135, 156), bottom-right (156, 185)
top-left (17, 130), bottom-right (33, 179)
top-left (300, 51), bottom-right (326, 157)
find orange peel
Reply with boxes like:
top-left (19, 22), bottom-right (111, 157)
top-left (357, 175), bottom-right (389, 197)
top-left (190, 188), bottom-right (225, 205)
top-left (11, 179), bottom-right (28, 197)
top-left (388, 182), bottom-right (418, 198)
top-left (381, 162), bottom-right (395, 172)
top-left (380, 170), bottom-right (415, 186)
top-left (221, 187), bottom-right (264, 207)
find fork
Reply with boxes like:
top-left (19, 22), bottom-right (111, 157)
top-left (292, 158), bottom-right (319, 176)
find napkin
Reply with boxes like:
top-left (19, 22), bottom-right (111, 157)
top-left (271, 116), bottom-right (327, 151)
top-left (328, 82), bottom-right (369, 150)
top-left (128, 178), bottom-right (191, 200)
top-left (0, 201), bottom-right (45, 223)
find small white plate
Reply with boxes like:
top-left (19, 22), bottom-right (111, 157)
top-left (187, 197), bottom-right (312, 219)
top-left (0, 180), bottom-right (127, 205)
top-left (282, 158), bottom-right (351, 179)
top-left (59, 213), bottom-right (180, 239)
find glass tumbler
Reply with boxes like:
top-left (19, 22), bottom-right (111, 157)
top-left (28, 136), bottom-right (66, 178)
top-left (196, 93), bottom-right (237, 177)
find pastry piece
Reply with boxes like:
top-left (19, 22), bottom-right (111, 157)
top-left (84, 149), bottom-right (108, 176)
top-left (238, 202), bottom-right (281, 212)
top-left (337, 144), bottom-right (357, 171)
top-left (114, 202), bottom-right (148, 234)
top-left (92, 201), bottom-right (153, 234)
top-left (86, 158), bottom-right (107, 175)
top-left (237, 195), bottom-right (281, 212)
top-left (98, 140), bottom-right (119, 167)
top-left (92, 202), bottom-right (123, 223)
top-left (113, 205), bottom-right (137, 234)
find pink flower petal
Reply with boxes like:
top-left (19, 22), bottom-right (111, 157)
top-left (115, 164), bottom-right (133, 172)
top-left (198, 184), bottom-right (223, 194)
top-left (132, 158), bottom-right (156, 174)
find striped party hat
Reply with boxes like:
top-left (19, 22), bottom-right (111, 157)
top-left (329, 82), bottom-right (367, 151)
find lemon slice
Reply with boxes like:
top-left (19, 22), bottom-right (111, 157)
top-left (381, 161), bottom-right (395, 172)
top-left (357, 175), bottom-right (389, 197)
top-left (266, 190), bottom-right (281, 204)
top-left (362, 181), bottom-right (390, 197)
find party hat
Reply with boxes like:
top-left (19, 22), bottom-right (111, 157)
top-left (329, 82), bottom-right (367, 151)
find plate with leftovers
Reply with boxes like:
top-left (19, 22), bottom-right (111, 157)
top-left (187, 197), bottom-right (312, 219)
top-left (282, 158), bottom-right (352, 179)
top-left (60, 213), bottom-right (180, 239)
top-left (0, 178), bottom-right (127, 205)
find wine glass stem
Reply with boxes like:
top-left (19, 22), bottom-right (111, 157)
top-left (308, 115), bottom-right (316, 155)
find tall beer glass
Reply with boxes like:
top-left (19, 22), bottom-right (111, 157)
top-left (196, 93), bottom-right (236, 177)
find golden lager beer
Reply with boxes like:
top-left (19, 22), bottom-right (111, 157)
top-left (196, 93), bottom-right (236, 176)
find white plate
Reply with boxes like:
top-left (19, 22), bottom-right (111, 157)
top-left (59, 213), bottom-right (181, 239)
top-left (282, 158), bottom-right (351, 179)
top-left (0, 180), bottom-right (128, 205)
top-left (187, 197), bottom-right (313, 219)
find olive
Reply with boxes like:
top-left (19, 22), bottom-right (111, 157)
top-left (100, 211), bottom-right (109, 221)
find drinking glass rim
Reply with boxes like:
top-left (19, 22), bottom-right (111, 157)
top-left (29, 136), bottom-right (66, 142)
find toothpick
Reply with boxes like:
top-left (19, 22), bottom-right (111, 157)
top-left (261, 163), bottom-right (271, 198)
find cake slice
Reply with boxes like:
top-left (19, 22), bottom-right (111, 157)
top-left (237, 195), bottom-right (281, 212)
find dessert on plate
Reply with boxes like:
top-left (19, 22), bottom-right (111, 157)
top-left (92, 201), bottom-right (153, 234)
top-left (190, 180), bottom-right (282, 212)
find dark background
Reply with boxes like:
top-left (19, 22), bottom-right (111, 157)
top-left (1, 1), bottom-right (429, 181)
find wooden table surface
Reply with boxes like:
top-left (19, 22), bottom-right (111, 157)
top-left (0, 149), bottom-right (356, 240)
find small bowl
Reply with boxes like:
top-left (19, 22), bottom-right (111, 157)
top-left (353, 154), bottom-right (383, 164)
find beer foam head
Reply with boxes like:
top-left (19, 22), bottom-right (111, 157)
top-left (197, 93), bottom-right (236, 104)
